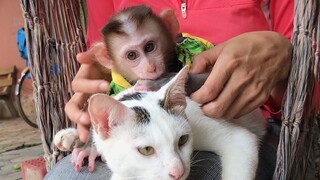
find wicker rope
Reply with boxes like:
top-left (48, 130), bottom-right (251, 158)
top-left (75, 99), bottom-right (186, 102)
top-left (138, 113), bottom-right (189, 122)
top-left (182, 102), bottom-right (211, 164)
top-left (273, 0), bottom-right (320, 179)
top-left (19, 0), bottom-right (86, 170)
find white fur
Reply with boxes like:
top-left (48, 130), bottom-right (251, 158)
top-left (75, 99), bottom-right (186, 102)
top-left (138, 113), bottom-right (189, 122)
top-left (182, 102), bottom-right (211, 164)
top-left (93, 94), bottom-right (193, 180)
top-left (56, 67), bottom-right (266, 179)
top-left (92, 92), bottom-right (265, 180)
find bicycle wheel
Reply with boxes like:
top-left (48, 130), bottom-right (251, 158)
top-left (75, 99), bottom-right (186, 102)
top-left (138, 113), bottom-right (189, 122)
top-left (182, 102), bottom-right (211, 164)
top-left (16, 68), bottom-right (38, 128)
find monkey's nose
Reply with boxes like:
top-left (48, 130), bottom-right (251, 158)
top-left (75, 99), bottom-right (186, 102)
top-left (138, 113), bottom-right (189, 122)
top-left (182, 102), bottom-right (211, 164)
top-left (147, 64), bottom-right (156, 73)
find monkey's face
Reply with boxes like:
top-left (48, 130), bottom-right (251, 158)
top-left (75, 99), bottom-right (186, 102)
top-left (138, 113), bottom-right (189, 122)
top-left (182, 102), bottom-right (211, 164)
top-left (109, 22), bottom-right (174, 82)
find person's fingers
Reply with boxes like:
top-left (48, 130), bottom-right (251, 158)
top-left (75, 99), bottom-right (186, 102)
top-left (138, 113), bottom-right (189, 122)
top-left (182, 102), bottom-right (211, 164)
top-left (190, 54), bottom-right (238, 105)
top-left (200, 75), bottom-right (243, 118)
top-left (226, 86), bottom-right (269, 119)
top-left (71, 63), bottom-right (109, 93)
top-left (72, 79), bottom-right (109, 93)
top-left (64, 93), bottom-right (90, 123)
top-left (190, 43), bottom-right (223, 74)
top-left (76, 51), bottom-right (96, 64)
top-left (190, 51), bottom-right (213, 74)
top-left (199, 65), bottom-right (257, 118)
top-left (77, 124), bottom-right (90, 142)
top-left (76, 42), bottom-right (108, 64)
top-left (233, 93), bottom-right (268, 119)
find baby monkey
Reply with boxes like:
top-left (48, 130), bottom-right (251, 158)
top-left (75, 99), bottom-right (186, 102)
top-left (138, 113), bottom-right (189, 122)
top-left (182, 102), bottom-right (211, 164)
top-left (100, 5), bottom-right (209, 95)
top-left (101, 5), bottom-right (180, 85)
top-left (55, 5), bottom-right (209, 172)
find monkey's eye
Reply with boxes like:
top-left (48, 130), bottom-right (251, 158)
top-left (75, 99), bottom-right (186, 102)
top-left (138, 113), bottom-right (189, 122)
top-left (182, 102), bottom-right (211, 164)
top-left (138, 146), bottom-right (154, 156)
top-left (178, 134), bottom-right (189, 147)
top-left (127, 51), bottom-right (137, 60)
top-left (144, 42), bottom-right (155, 53)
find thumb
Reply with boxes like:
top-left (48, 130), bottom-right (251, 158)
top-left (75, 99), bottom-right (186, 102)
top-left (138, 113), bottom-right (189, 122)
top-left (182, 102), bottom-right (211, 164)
top-left (76, 42), bottom-right (108, 65)
top-left (190, 45), bottom-right (223, 74)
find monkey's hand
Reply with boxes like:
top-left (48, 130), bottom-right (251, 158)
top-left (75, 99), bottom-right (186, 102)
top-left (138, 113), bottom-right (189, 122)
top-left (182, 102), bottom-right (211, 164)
top-left (71, 145), bottom-right (100, 172)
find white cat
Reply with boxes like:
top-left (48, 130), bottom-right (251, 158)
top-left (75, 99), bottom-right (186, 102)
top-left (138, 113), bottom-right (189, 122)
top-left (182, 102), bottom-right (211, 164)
top-left (54, 66), bottom-right (266, 180)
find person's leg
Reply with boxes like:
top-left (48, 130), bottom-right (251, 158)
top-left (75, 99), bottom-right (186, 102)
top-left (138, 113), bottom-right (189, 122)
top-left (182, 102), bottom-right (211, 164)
top-left (44, 157), bottom-right (112, 180)
top-left (44, 151), bottom-right (221, 180)
top-left (255, 119), bottom-right (280, 180)
top-left (187, 151), bottom-right (222, 179)
top-left (45, 120), bottom-right (280, 180)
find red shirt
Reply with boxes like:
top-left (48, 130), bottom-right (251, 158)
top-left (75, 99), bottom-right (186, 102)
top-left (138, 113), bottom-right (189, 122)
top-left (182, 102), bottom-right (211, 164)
top-left (85, 0), bottom-right (295, 120)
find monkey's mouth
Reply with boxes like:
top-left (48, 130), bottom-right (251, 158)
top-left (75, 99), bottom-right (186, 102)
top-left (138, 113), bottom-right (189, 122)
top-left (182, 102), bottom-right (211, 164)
top-left (140, 72), bottom-right (163, 80)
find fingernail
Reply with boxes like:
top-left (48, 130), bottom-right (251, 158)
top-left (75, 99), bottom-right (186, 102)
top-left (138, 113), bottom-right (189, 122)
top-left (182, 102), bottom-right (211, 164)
top-left (99, 82), bottom-right (109, 91)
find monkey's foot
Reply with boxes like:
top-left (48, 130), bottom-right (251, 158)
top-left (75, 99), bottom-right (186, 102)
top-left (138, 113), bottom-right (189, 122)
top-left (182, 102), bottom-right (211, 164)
top-left (54, 128), bottom-right (83, 151)
top-left (71, 145), bottom-right (99, 172)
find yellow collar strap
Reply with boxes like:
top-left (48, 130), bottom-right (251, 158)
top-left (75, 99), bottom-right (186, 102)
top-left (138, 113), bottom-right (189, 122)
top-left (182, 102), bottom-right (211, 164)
top-left (111, 71), bottom-right (132, 88)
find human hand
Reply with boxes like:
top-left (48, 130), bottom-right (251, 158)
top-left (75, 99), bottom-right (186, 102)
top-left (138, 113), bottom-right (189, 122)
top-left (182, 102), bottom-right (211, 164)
top-left (190, 31), bottom-right (292, 119)
top-left (65, 42), bottom-right (111, 142)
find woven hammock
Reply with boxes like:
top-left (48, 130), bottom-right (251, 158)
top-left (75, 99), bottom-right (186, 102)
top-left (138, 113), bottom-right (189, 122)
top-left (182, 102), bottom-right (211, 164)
top-left (20, 0), bottom-right (320, 179)
top-left (19, 0), bottom-right (86, 170)
top-left (274, 0), bottom-right (320, 179)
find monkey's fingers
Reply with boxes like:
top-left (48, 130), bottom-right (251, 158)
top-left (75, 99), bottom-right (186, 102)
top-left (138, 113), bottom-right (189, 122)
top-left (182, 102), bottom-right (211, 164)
top-left (74, 148), bottom-right (91, 172)
top-left (71, 148), bottom-right (81, 166)
top-left (88, 147), bottom-right (98, 172)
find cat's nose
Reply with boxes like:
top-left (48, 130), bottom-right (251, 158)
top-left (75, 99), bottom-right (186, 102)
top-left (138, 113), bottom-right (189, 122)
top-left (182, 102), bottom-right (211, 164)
top-left (169, 168), bottom-right (184, 180)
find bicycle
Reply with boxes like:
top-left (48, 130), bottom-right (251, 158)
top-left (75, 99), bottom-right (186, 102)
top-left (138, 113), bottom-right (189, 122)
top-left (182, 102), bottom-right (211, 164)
top-left (15, 67), bottom-right (37, 128)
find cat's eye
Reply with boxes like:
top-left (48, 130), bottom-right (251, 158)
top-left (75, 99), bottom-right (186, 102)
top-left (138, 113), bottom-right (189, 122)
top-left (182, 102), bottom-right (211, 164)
top-left (144, 42), bottom-right (155, 52)
top-left (127, 51), bottom-right (138, 60)
top-left (138, 146), bottom-right (154, 156)
top-left (178, 134), bottom-right (189, 147)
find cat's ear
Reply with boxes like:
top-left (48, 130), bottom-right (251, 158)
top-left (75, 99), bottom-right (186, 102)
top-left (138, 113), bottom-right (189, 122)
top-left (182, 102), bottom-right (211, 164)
top-left (157, 66), bottom-right (189, 113)
top-left (88, 93), bottom-right (133, 139)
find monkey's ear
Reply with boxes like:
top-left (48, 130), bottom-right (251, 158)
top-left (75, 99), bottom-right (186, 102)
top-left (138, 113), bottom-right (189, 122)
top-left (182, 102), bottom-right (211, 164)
top-left (160, 9), bottom-right (179, 40)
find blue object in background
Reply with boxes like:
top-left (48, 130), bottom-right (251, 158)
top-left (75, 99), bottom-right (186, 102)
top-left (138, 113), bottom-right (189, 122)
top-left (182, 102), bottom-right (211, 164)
top-left (16, 28), bottom-right (29, 66)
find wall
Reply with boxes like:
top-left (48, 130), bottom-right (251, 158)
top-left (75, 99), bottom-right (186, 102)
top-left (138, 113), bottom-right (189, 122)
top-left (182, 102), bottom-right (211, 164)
top-left (0, 0), bottom-right (26, 72)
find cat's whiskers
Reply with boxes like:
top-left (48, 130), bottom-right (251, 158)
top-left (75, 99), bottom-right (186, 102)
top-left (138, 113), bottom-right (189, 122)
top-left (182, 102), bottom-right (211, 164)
top-left (122, 175), bottom-right (163, 180)
top-left (190, 152), bottom-right (213, 168)
top-left (190, 158), bottom-right (211, 167)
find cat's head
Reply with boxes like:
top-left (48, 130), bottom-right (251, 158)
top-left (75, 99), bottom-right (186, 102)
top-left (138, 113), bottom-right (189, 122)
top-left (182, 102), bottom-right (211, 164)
top-left (88, 66), bottom-right (193, 180)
